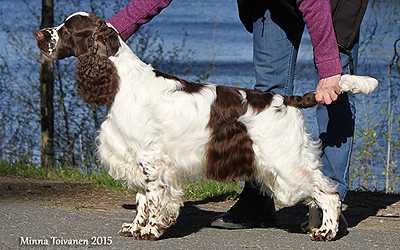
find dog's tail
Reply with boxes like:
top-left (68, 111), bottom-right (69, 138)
top-left (283, 74), bottom-right (379, 108)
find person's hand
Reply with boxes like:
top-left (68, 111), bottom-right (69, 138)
top-left (315, 74), bottom-right (341, 105)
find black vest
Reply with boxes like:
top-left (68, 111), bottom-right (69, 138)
top-left (237, 0), bottom-right (369, 54)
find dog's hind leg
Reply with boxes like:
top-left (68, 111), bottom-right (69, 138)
top-left (310, 187), bottom-right (341, 241)
top-left (119, 192), bottom-right (148, 237)
top-left (134, 157), bottom-right (183, 240)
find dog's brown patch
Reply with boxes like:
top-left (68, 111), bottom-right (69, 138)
top-left (153, 70), bottom-right (204, 93)
top-left (284, 92), bottom-right (317, 108)
top-left (244, 89), bottom-right (274, 113)
top-left (206, 86), bottom-right (255, 181)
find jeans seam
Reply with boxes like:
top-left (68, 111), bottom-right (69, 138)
top-left (343, 98), bottom-right (356, 199)
top-left (285, 47), bottom-right (295, 95)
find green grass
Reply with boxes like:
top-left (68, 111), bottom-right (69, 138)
top-left (0, 160), bottom-right (242, 201)
top-left (183, 178), bottom-right (242, 201)
top-left (0, 160), bottom-right (46, 178)
top-left (0, 160), bottom-right (127, 191)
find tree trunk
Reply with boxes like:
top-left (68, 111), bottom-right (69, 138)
top-left (39, 0), bottom-right (54, 176)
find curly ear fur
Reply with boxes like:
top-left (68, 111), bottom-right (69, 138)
top-left (76, 19), bottom-right (120, 107)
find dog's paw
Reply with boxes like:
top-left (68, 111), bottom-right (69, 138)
top-left (133, 225), bottom-right (160, 241)
top-left (118, 223), bottom-right (137, 237)
top-left (133, 232), bottom-right (158, 241)
top-left (309, 227), bottom-right (336, 241)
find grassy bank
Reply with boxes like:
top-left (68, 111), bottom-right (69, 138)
top-left (0, 161), bottom-right (242, 201)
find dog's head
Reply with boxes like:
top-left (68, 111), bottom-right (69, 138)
top-left (35, 12), bottom-right (120, 59)
top-left (35, 12), bottom-right (120, 106)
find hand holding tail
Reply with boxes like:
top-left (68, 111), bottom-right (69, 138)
top-left (284, 74), bottom-right (378, 108)
top-left (315, 74), bottom-right (342, 105)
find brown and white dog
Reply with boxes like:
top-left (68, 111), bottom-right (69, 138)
top-left (35, 12), bottom-right (378, 241)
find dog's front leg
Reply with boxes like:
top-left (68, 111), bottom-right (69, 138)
top-left (134, 158), bottom-right (183, 240)
top-left (119, 192), bottom-right (148, 237)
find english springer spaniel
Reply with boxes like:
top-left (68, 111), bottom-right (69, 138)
top-left (35, 12), bottom-right (378, 241)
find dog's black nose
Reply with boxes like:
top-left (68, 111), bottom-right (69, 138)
top-left (35, 31), bottom-right (45, 41)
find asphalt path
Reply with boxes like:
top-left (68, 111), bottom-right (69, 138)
top-left (1, 200), bottom-right (400, 250)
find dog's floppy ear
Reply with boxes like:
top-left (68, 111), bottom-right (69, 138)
top-left (76, 19), bottom-right (120, 107)
top-left (92, 20), bottom-right (120, 57)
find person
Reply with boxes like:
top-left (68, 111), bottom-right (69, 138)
top-left (108, 0), bottom-right (357, 231)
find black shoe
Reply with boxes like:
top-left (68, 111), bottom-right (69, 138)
top-left (210, 181), bottom-right (276, 229)
top-left (210, 212), bottom-right (275, 229)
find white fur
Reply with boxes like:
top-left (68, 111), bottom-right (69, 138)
top-left (339, 74), bottom-right (378, 94)
top-left (65, 12), bottom-right (90, 21)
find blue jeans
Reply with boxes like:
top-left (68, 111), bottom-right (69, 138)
top-left (252, 9), bottom-right (357, 201)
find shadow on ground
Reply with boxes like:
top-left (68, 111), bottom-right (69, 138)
top-left (160, 191), bottom-right (400, 239)
top-left (343, 191), bottom-right (400, 226)
top-left (162, 203), bottom-right (223, 239)
top-left (1, 176), bottom-right (399, 240)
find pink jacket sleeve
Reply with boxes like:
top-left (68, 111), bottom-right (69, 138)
top-left (108, 0), bottom-right (172, 41)
top-left (297, 0), bottom-right (342, 79)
